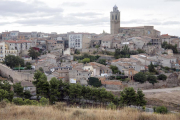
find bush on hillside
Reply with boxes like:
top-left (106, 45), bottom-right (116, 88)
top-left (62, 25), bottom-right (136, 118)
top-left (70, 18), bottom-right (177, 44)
top-left (158, 74), bottom-right (167, 81)
top-left (40, 97), bottom-right (49, 106)
top-left (154, 106), bottom-right (168, 114)
top-left (13, 98), bottom-right (24, 105)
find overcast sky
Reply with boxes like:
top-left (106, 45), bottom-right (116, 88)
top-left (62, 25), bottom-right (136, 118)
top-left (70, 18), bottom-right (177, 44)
top-left (0, 0), bottom-right (180, 36)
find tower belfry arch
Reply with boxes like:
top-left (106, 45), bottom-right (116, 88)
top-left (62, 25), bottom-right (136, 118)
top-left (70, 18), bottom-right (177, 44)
top-left (110, 5), bottom-right (120, 35)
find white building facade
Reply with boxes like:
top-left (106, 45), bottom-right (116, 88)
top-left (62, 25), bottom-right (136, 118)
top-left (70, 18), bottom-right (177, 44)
top-left (69, 34), bottom-right (82, 49)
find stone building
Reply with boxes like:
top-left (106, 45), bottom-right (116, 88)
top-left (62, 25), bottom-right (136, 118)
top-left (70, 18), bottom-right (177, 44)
top-left (5, 40), bottom-right (36, 54)
top-left (111, 58), bottom-right (145, 78)
top-left (68, 32), bottom-right (92, 50)
top-left (110, 5), bottom-right (161, 37)
top-left (0, 42), bottom-right (18, 62)
top-left (83, 62), bottom-right (112, 77)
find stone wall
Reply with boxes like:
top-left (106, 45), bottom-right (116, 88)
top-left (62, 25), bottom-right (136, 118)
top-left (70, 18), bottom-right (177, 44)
top-left (100, 73), bottom-right (180, 90)
top-left (122, 81), bottom-right (167, 90)
top-left (0, 63), bottom-right (34, 82)
top-left (121, 73), bottom-right (180, 90)
top-left (82, 48), bottom-right (101, 53)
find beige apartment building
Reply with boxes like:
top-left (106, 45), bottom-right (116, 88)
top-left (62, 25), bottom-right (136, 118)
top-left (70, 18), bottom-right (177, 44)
top-left (0, 42), bottom-right (17, 62)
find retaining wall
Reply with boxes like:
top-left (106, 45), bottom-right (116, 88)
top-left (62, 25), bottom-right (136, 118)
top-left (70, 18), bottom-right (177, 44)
top-left (0, 63), bottom-right (34, 82)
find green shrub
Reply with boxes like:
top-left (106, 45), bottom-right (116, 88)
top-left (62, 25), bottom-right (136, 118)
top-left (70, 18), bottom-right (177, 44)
top-left (12, 98), bottom-right (24, 105)
top-left (88, 77), bottom-right (102, 87)
top-left (40, 97), bottom-right (49, 106)
top-left (154, 106), bottom-right (168, 114)
top-left (158, 74), bottom-right (167, 81)
top-left (31, 100), bottom-right (39, 105)
top-left (107, 102), bottom-right (116, 110)
top-left (24, 99), bottom-right (32, 105)
top-left (3, 98), bottom-right (10, 103)
top-left (133, 72), bottom-right (147, 83)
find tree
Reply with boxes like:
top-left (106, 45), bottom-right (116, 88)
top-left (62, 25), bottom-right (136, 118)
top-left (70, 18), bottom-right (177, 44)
top-left (0, 89), bottom-right (9, 101)
top-left (69, 83), bottom-right (82, 102)
top-left (0, 80), bottom-right (11, 92)
top-left (28, 47), bottom-right (40, 59)
top-left (39, 67), bottom-right (44, 73)
top-left (98, 59), bottom-right (107, 65)
top-left (133, 72), bottom-right (147, 83)
top-left (49, 77), bottom-right (61, 104)
top-left (33, 71), bottom-right (49, 99)
top-left (4, 55), bottom-right (24, 68)
top-left (158, 74), bottom-right (167, 81)
top-left (120, 87), bottom-right (137, 106)
top-left (0, 81), bottom-right (14, 102)
top-left (36, 74), bottom-right (49, 98)
top-left (136, 89), bottom-right (146, 106)
top-left (148, 62), bottom-right (156, 73)
top-left (137, 48), bottom-right (145, 53)
top-left (82, 58), bottom-right (90, 64)
top-left (88, 77), bottom-right (102, 87)
top-left (147, 75), bottom-right (157, 86)
top-left (110, 65), bottom-right (120, 74)
top-left (13, 82), bottom-right (24, 97)
top-left (75, 49), bottom-right (80, 54)
top-left (26, 62), bottom-right (32, 70)
top-left (24, 90), bottom-right (32, 99)
top-left (162, 41), bottom-right (178, 53)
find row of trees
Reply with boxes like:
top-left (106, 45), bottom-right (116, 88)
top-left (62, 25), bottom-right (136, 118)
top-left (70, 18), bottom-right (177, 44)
top-left (0, 80), bottom-right (32, 102)
top-left (74, 53), bottom-right (100, 63)
top-left (31, 70), bottom-right (146, 106)
top-left (0, 70), bottom-right (146, 107)
top-left (133, 72), bottom-right (167, 85)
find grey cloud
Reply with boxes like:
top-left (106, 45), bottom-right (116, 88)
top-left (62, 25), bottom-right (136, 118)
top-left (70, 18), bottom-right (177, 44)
top-left (0, 22), bottom-right (11, 26)
top-left (122, 19), bottom-right (180, 26)
top-left (0, 0), bottom-right (63, 16)
top-left (62, 2), bottom-right (86, 7)
top-left (69, 12), bottom-right (103, 17)
top-left (162, 21), bottom-right (180, 25)
top-left (12, 14), bottom-right (109, 26)
top-left (165, 0), bottom-right (180, 1)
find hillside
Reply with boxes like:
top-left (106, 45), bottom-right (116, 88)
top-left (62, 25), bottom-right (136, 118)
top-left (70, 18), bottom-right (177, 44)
top-left (0, 103), bottom-right (180, 120)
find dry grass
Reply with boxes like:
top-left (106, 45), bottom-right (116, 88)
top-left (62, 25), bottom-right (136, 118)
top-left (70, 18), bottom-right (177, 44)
top-left (146, 91), bottom-right (180, 105)
top-left (0, 103), bottom-right (180, 120)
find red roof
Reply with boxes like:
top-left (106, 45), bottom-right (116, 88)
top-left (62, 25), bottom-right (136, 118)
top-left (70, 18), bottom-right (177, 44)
top-left (5, 40), bottom-right (31, 43)
top-left (161, 34), bottom-right (169, 36)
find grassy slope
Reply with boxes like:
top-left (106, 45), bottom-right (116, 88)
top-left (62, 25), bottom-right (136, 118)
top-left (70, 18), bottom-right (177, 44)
top-left (0, 104), bottom-right (180, 120)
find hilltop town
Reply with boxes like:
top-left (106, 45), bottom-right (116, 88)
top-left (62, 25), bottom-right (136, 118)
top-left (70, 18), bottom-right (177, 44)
top-left (0, 5), bottom-right (180, 114)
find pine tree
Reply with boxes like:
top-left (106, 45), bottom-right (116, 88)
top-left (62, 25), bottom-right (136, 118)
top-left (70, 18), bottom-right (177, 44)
top-left (136, 89), bottom-right (146, 106)
top-left (13, 82), bottom-right (24, 97)
top-left (120, 87), bottom-right (137, 106)
top-left (148, 62), bottom-right (156, 73)
top-left (49, 77), bottom-right (61, 104)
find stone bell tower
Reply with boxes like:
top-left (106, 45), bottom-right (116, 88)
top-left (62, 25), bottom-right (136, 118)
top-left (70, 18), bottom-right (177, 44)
top-left (110, 5), bottom-right (120, 35)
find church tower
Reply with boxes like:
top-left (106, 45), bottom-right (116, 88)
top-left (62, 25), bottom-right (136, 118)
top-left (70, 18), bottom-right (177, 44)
top-left (110, 5), bottom-right (120, 35)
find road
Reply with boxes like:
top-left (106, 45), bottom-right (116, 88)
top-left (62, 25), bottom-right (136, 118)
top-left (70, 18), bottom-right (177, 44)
top-left (107, 87), bottom-right (180, 93)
